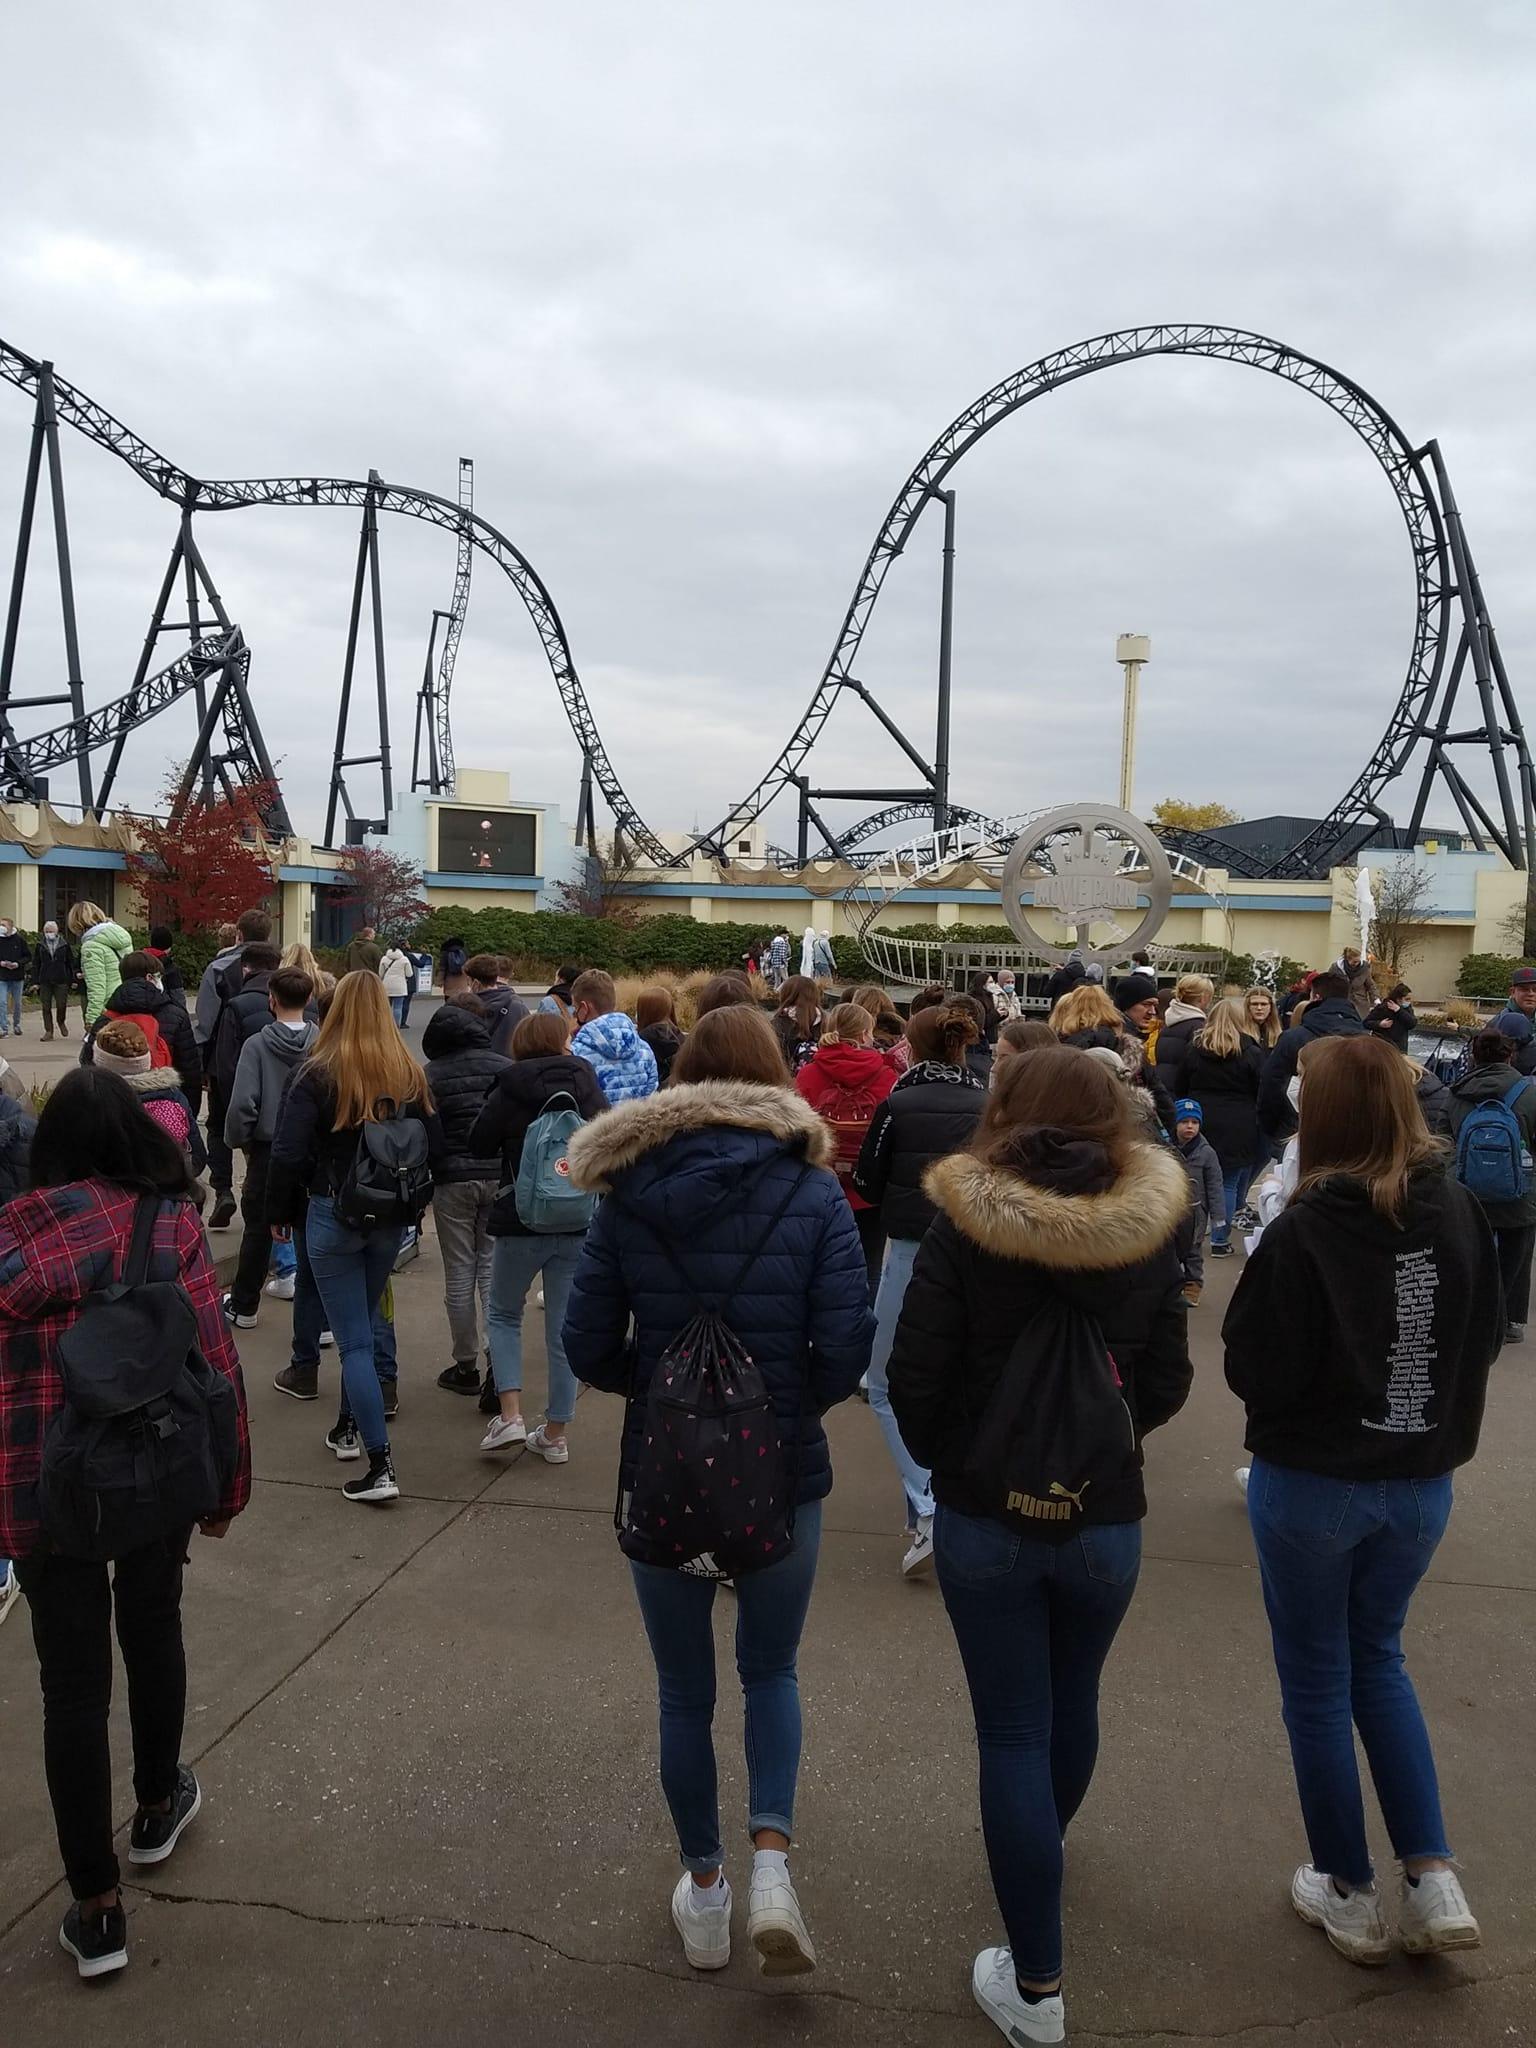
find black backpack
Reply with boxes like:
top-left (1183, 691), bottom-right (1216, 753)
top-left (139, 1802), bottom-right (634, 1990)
top-left (960, 1292), bottom-right (1135, 1545)
top-left (333, 1097), bottom-right (433, 1232)
top-left (39, 1196), bottom-right (241, 1559)
top-left (612, 1165), bottom-right (809, 1580)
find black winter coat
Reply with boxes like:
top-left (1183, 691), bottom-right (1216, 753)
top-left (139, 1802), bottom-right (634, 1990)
top-left (1151, 1010), bottom-right (1205, 1094)
top-left (1225, 1165), bottom-right (1501, 1480)
top-left (421, 1003), bottom-right (513, 1183)
top-left (475, 983), bottom-right (531, 1058)
top-left (562, 1081), bottom-right (874, 1508)
top-left (467, 1052), bottom-right (609, 1235)
top-left (81, 977), bottom-right (203, 1099)
top-left (1257, 998), bottom-right (1365, 1140)
top-left (30, 937), bottom-right (76, 987)
top-left (0, 930), bottom-right (29, 978)
top-left (266, 1067), bottom-right (444, 1226)
top-left (210, 972), bottom-right (278, 1102)
top-left (888, 1141), bottom-right (1193, 1530)
top-left (851, 1062), bottom-right (988, 1241)
top-left (640, 1020), bottom-right (686, 1085)
top-left (1044, 961), bottom-right (1086, 1007)
top-left (1363, 999), bottom-right (1417, 1052)
top-left (1174, 1036), bottom-right (1266, 1171)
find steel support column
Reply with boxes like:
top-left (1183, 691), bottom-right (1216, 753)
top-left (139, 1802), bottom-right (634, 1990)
top-left (38, 366), bottom-right (92, 810)
top-left (933, 488), bottom-right (955, 831)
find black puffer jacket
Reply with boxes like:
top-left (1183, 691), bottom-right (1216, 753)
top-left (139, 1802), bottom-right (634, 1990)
top-left (421, 1004), bottom-right (513, 1183)
top-left (475, 982), bottom-right (531, 1058)
top-left (851, 1061), bottom-right (988, 1241)
top-left (210, 972), bottom-right (274, 1102)
top-left (888, 1139), bottom-right (1193, 1531)
top-left (468, 1052), bottom-right (609, 1235)
top-left (81, 977), bottom-right (202, 1098)
top-left (1258, 998), bottom-right (1365, 1140)
top-left (1173, 1036), bottom-right (1266, 1171)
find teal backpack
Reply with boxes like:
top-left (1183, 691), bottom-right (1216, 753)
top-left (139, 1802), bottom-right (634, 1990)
top-left (513, 1091), bottom-right (595, 1233)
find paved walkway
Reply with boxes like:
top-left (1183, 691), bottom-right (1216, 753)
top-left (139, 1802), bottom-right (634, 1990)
top-left (1, 1215), bottom-right (1532, 2044)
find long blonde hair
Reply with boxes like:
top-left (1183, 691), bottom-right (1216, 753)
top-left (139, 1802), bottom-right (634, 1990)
top-left (1197, 996), bottom-right (1250, 1060)
top-left (1243, 985), bottom-right (1280, 1047)
top-left (1050, 983), bottom-right (1123, 1037)
top-left (303, 970), bottom-right (432, 1129)
top-left (282, 941), bottom-right (334, 997)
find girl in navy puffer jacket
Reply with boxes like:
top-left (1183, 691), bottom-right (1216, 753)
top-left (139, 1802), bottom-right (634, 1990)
top-left (563, 1007), bottom-right (872, 1983)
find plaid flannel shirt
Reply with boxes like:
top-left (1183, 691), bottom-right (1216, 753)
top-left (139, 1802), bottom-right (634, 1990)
top-left (0, 1180), bottom-right (251, 1559)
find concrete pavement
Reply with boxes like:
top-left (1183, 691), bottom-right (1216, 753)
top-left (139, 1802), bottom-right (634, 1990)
top-left (0, 1217), bottom-right (1532, 2046)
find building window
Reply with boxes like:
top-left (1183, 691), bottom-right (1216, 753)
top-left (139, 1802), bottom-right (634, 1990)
top-left (40, 868), bottom-right (114, 930)
top-left (737, 840), bottom-right (752, 854)
top-left (436, 808), bottom-right (537, 876)
top-left (311, 886), bottom-right (349, 951)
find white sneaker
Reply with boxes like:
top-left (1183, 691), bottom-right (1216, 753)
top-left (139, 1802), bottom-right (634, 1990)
top-left (526, 1423), bottom-right (570, 1464)
top-left (670, 1871), bottom-right (732, 1970)
top-left (1290, 1864), bottom-right (1391, 1965)
top-left (480, 1415), bottom-right (527, 1452)
top-left (972, 1947), bottom-right (1065, 2044)
top-left (264, 1272), bottom-right (297, 1301)
top-left (902, 1515), bottom-right (935, 1577)
top-left (1235, 1465), bottom-right (1252, 1498)
top-left (319, 1329), bottom-right (335, 1349)
top-left (535, 1287), bottom-right (545, 1308)
top-left (0, 1562), bottom-right (19, 1629)
top-left (1399, 1868), bottom-right (1481, 1954)
top-left (747, 1858), bottom-right (815, 1975)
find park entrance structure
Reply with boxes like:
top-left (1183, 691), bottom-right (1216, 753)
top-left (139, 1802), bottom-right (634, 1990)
top-left (0, 325), bottom-right (1529, 892)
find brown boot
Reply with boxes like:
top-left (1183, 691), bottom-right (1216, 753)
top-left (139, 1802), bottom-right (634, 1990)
top-left (1182, 1281), bottom-right (1203, 1307)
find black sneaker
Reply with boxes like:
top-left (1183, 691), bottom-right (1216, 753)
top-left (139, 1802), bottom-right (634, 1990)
top-left (380, 1381), bottom-right (399, 1421)
top-left (478, 1365), bottom-right (499, 1416)
top-left (59, 1900), bottom-right (128, 1979)
top-left (325, 1416), bottom-right (361, 1460)
top-left (436, 1362), bottom-right (481, 1397)
top-left (1209, 1241), bottom-right (1236, 1258)
top-left (222, 1291), bottom-right (258, 1330)
top-left (128, 1766), bottom-right (202, 1866)
top-left (274, 1363), bottom-right (319, 1401)
top-left (209, 1192), bottom-right (237, 1231)
top-left (343, 1454), bottom-right (399, 1504)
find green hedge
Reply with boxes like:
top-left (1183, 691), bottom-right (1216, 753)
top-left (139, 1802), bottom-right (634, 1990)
top-left (409, 907), bottom-right (876, 980)
top-left (1457, 952), bottom-right (1536, 999)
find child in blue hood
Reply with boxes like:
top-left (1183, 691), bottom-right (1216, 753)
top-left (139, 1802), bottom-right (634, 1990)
top-left (570, 969), bottom-right (659, 1104)
top-left (1174, 1097), bottom-right (1223, 1301)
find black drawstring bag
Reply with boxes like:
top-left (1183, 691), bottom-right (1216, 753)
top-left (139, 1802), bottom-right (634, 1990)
top-left (611, 1165), bottom-right (809, 1579)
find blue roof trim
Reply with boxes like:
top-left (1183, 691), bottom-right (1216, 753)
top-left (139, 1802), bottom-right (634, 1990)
top-left (0, 844), bottom-right (126, 870)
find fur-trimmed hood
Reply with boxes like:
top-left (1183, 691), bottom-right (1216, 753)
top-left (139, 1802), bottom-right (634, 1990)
top-left (923, 1140), bottom-right (1188, 1271)
top-left (568, 1079), bottom-right (835, 1190)
top-left (116, 1067), bottom-right (189, 1095)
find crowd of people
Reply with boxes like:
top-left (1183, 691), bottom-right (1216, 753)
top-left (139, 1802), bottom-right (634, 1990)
top-left (0, 914), bottom-right (1519, 2042)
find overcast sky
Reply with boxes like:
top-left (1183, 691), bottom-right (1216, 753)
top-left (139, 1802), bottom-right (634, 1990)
top-left (2, 1), bottom-right (1534, 858)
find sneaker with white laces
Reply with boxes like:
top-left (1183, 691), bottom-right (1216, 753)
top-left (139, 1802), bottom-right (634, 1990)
top-left (902, 1514), bottom-right (935, 1577)
top-left (480, 1414), bottom-right (527, 1452)
top-left (264, 1272), bottom-right (297, 1301)
top-left (971, 1946), bottom-right (1065, 2044)
top-left (221, 1292), bottom-right (258, 1330)
top-left (1399, 1868), bottom-right (1481, 1954)
top-left (526, 1423), bottom-right (570, 1464)
top-left (1290, 1864), bottom-right (1391, 1965)
top-left (670, 1871), bottom-right (732, 1970)
top-left (747, 1857), bottom-right (815, 1975)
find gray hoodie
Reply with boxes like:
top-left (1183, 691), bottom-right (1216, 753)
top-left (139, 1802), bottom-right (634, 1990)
top-left (225, 1018), bottom-right (319, 1149)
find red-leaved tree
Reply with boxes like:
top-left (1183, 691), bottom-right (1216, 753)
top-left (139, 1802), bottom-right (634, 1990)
top-left (124, 780), bottom-right (280, 934)
top-left (334, 844), bottom-right (429, 942)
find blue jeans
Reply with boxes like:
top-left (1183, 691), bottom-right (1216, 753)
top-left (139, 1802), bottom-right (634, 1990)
top-left (272, 1236), bottom-right (297, 1278)
top-left (305, 1196), bottom-right (402, 1455)
top-left (390, 994), bottom-right (409, 1027)
top-left (1212, 1165), bottom-right (1255, 1247)
top-left (486, 1232), bottom-right (583, 1422)
top-left (0, 979), bottom-right (20, 1033)
top-left (936, 1506), bottom-right (1142, 1984)
top-left (867, 1236), bottom-right (934, 1522)
top-left (629, 1501), bottom-right (823, 1870)
top-left (1247, 1459), bottom-right (1454, 1886)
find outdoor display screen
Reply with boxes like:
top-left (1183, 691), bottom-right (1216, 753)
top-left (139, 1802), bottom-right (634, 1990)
top-left (437, 809), bottom-right (537, 876)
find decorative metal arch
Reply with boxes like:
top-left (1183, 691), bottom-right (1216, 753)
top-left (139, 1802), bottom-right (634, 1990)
top-left (684, 324), bottom-right (1532, 880)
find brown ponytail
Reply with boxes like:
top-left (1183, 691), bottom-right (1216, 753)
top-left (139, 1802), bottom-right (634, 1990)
top-left (905, 1000), bottom-right (979, 1066)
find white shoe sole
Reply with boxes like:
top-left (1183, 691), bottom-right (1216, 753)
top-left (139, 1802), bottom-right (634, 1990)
top-left (1401, 1918), bottom-right (1481, 1955)
top-left (972, 1971), bottom-right (1064, 2043)
top-left (1292, 1891), bottom-right (1391, 1966)
top-left (901, 1545), bottom-right (934, 1577)
top-left (480, 1424), bottom-right (528, 1453)
top-left (671, 1895), bottom-right (731, 1970)
top-left (748, 1910), bottom-right (816, 1975)
top-left (325, 1434), bottom-right (362, 1462)
top-left (128, 1778), bottom-right (202, 1865)
top-left (59, 1926), bottom-right (128, 1978)
top-left (344, 1482), bottom-right (400, 1504)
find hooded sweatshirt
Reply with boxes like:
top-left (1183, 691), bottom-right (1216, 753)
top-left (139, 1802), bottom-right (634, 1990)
top-left (1258, 997), bottom-right (1365, 1140)
top-left (225, 1018), bottom-right (319, 1150)
top-left (1490, 1005), bottom-right (1536, 1078)
top-left (1224, 1164), bottom-right (1501, 1479)
top-left (571, 1009), bottom-right (659, 1105)
top-left (795, 1039), bottom-right (899, 1206)
top-left (1446, 1061), bottom-right (1536, 1228)
top-left (475, 981), bottom-right (531, 1057)
top-left (1151, 1000), bottom-right (1208, 1092)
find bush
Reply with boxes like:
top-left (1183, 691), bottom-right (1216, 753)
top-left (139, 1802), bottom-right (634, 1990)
top-left (1215, 951), bottom-right (1312, 993)
top-left (411, 907), bottom-right (821, 980)
top-left (1457, 952), bottom-right (1536, 999)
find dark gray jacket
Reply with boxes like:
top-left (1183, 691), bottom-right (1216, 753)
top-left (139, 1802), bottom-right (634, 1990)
top-left (422, 1003), bottom-right (513, 1182)
top-left (225, 1019), bottom-right (318, 1150)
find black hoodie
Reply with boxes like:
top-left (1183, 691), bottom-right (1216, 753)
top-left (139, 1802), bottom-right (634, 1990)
top-left (1257, 997), bottom-right (1365, 1140)
top-left (1224, 1164), bottom-right (1502, 1480)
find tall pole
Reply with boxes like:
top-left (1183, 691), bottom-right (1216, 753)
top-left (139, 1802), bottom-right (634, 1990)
top-left (1115, 633), bottom-right (1150, 814)
top-left (933, 488), bottom-right (956, 832)
top-left (39, 365), bottom-right (93, 811)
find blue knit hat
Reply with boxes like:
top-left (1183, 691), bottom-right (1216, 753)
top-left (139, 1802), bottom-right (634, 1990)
top-left (1174, 1098), bottom-right (1203, 1124)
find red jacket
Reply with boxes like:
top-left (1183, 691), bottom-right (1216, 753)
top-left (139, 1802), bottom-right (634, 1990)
top-left (795, 1041), bottom-right (899, 1208)
top-left (0, 1182), bottom-right (251, 1559)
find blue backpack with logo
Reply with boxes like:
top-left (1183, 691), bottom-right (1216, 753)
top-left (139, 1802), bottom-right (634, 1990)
top-left (1455, 1072), bottom-right (1534, 1206)
top-left (513, 1091), bottom-right (595, 1233)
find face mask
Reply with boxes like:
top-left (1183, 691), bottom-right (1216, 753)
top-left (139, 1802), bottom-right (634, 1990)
top-left (1287, 1075), bottom-right (1303, 1112)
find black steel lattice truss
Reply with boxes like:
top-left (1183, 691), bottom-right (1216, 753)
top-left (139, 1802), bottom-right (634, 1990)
top-left (0, 325), bottom-right (1530, 880)
top-left (412, 456), bottom-right (473, 798)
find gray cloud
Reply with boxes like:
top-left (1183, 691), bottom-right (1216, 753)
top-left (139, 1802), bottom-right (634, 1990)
top-left (2, 0), bottom-right (1533, 854)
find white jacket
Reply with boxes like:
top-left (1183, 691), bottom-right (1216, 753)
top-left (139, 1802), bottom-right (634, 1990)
top-left (379, 947), bottom-right (412, 997)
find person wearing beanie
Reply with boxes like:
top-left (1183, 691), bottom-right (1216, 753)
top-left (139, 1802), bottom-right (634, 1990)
top-left (92, 1019), bottom-right (206, 1182)
top-left (1173, 1098), bottom-right (1223, 1303)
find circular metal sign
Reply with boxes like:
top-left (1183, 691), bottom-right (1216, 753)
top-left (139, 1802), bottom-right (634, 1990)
top-left (999, 803), bottom-right (1174, 967)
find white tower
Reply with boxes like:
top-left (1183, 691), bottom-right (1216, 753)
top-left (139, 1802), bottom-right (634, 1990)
top-left (1116, 633), bottom-right (1151, 814)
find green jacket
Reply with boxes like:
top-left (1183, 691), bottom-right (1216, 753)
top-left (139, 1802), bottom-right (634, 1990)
top-left (78, 919), bottom-right (133, 1021)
